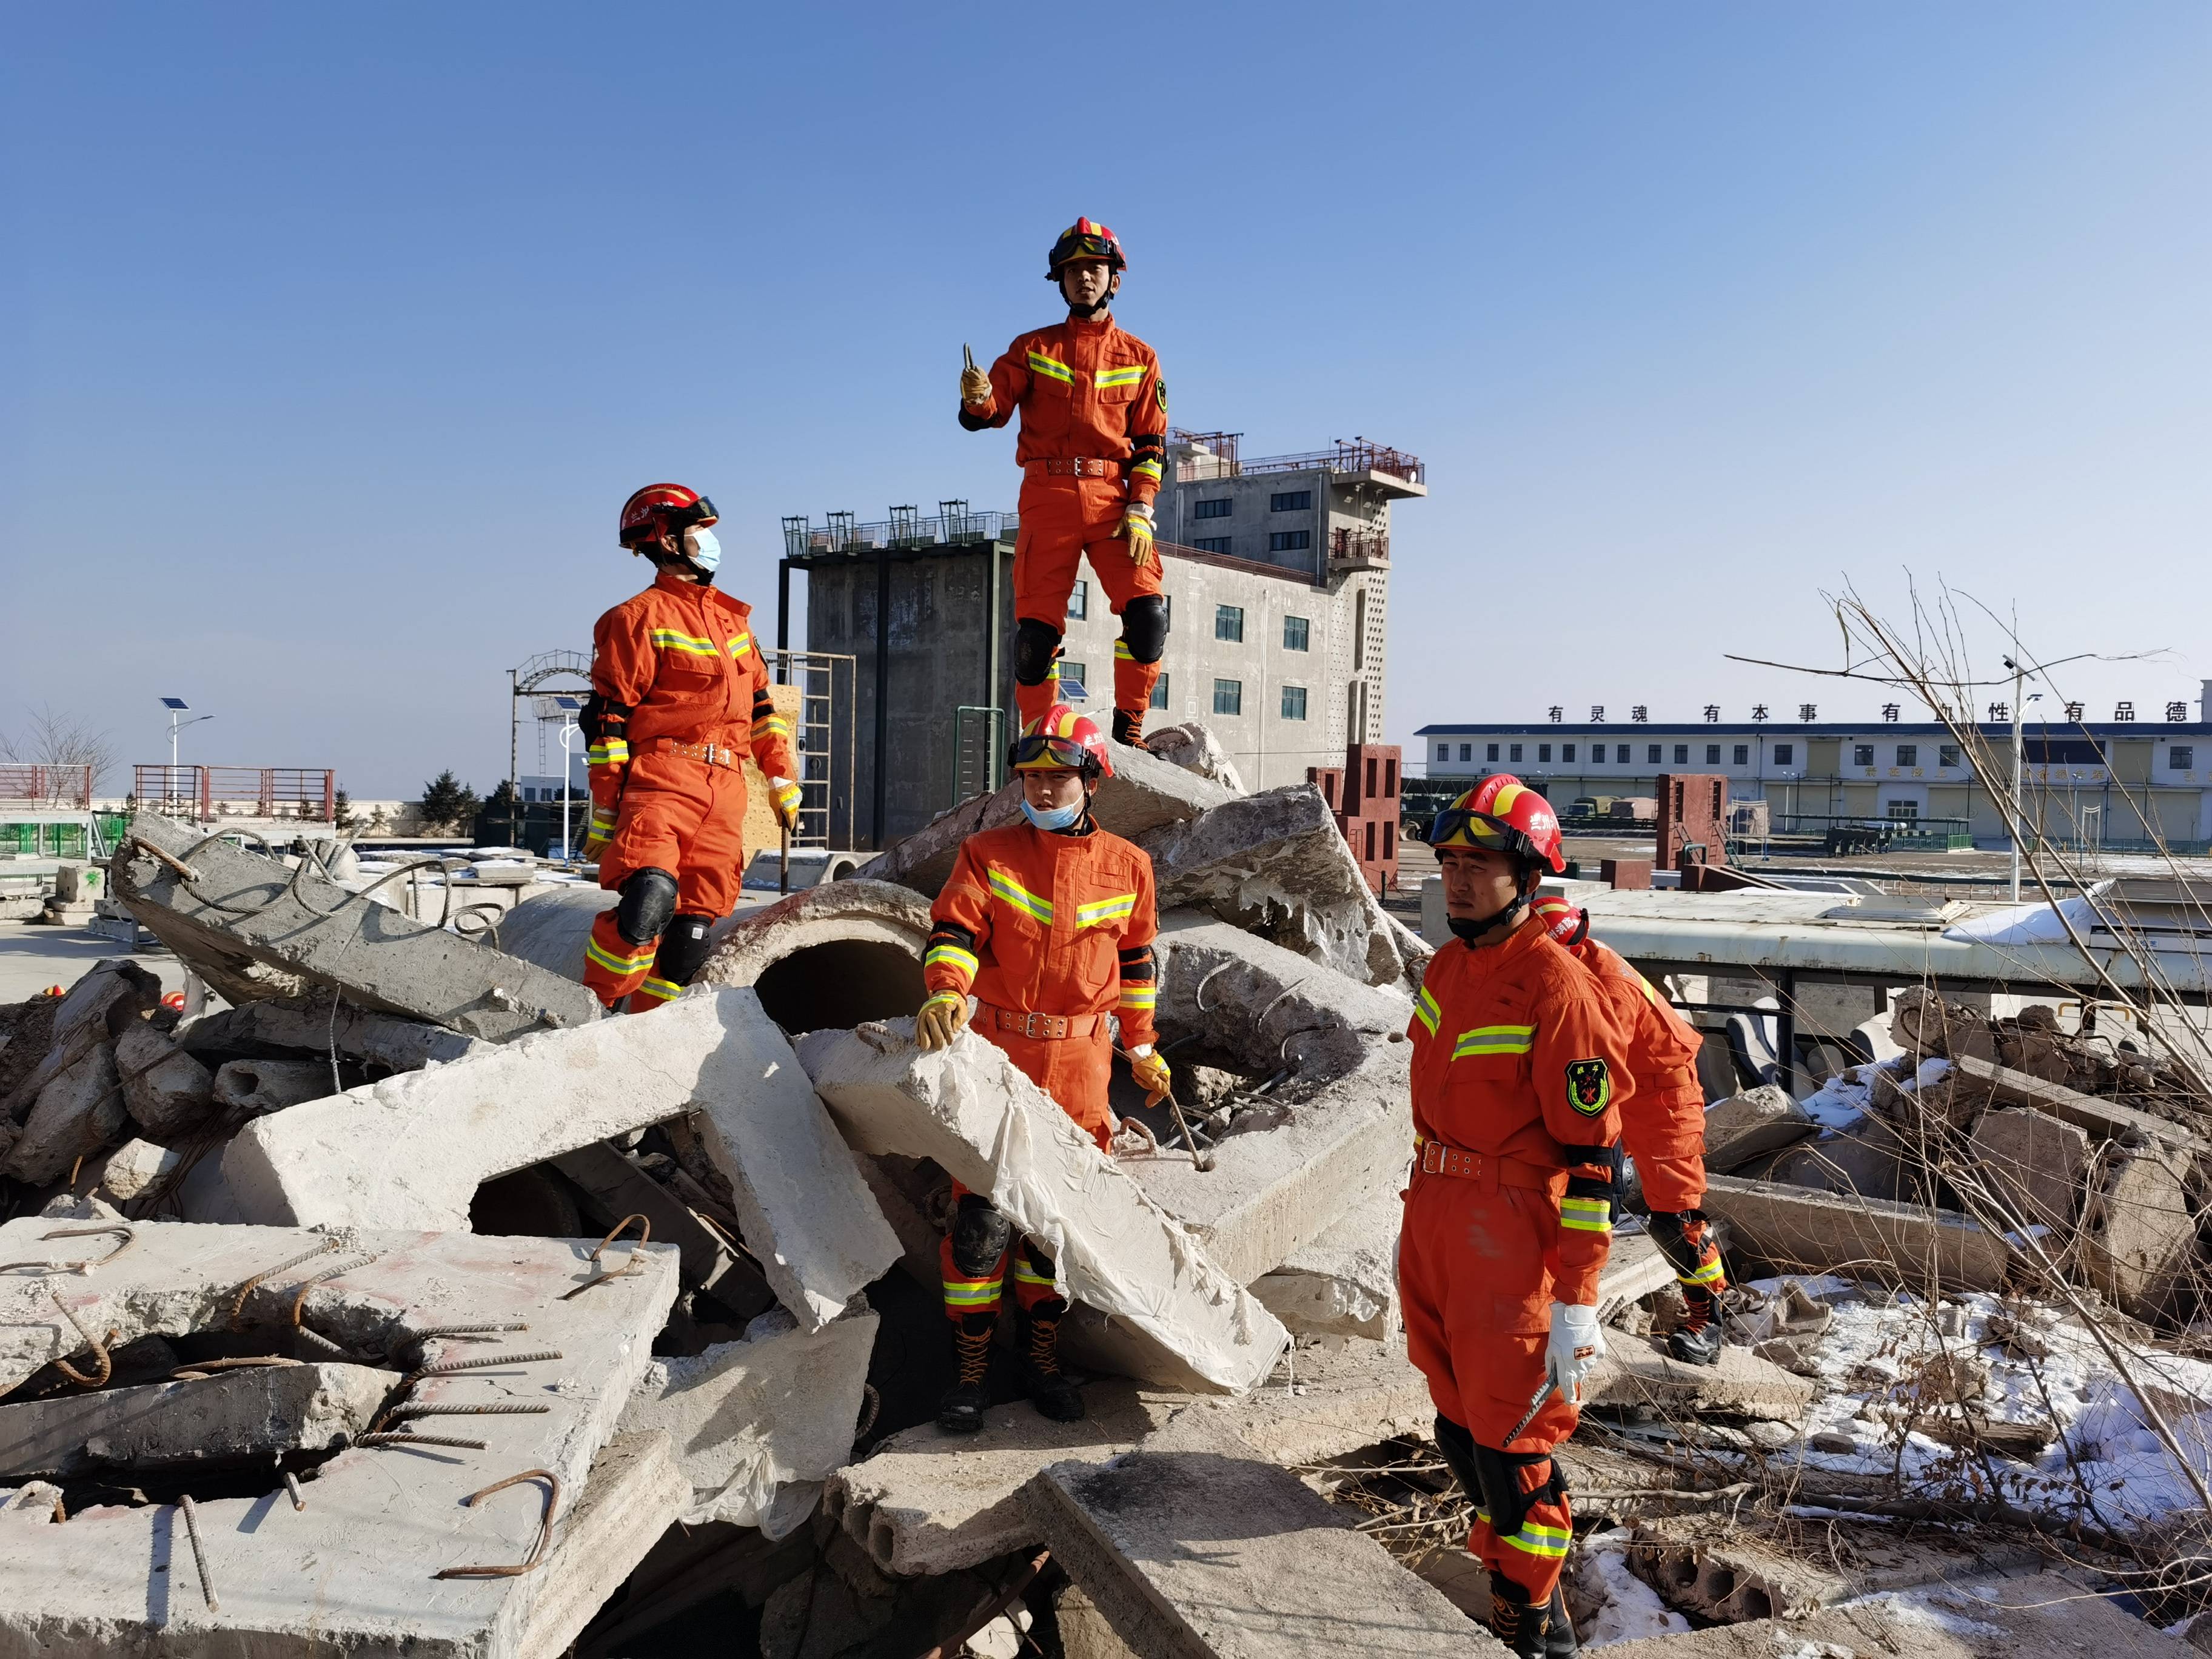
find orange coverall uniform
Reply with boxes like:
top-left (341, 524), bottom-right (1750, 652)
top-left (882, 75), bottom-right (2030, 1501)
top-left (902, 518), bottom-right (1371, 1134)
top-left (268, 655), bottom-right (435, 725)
top-left (1400, 920), bottom-right (1631, 1606)
top-left (581, 571), bottom-right (797, 1009)
top-left (959, 316), bottom-right (1170, 731)
top-left (921, 819), bottom-right (1158, 1322)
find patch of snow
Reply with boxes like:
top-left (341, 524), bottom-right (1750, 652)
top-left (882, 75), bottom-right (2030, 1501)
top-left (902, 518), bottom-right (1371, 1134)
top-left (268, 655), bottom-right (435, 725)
top-left (1577, 1527), bottom-right (1692, 1648)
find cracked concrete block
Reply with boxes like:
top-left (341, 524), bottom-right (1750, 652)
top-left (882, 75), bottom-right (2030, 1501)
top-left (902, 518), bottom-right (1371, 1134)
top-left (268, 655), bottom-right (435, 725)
top-left (857, 740), bottom-right (1239, 898)
top-left (695, 879), bottom-right (931, 1032)
top-left (0, 1361), bottom-right (398, 1480)
top-left (1701, 1085), bottom-right (1815, 1173)
top-left (1967, 1108), bottom-right (2088, 1236)
top-left (212, 1056), bottom-right (333, 1116)
top-left (475, 883), bottom-right (615, 982)
top-left (2, 1039), bottom-right (124, 1184)
top-left (620, 1306), bottom-right (879, 1527)
top-left (1700, 1173), bottom-right (2009, 1292)
top-left (1952, 1053), bottom-right (2194, 1148)
top-left (798, 1023), bottom-right (1287, 1395)
top-left (179, 995), bottom-right (484, 1073)
top-left (1142, 722), bottom-right (1248, 795)
top-left (89, 1135), bottom-right (186, 1202)
top-left (511, 1430), bottom-right (690, 1659)
top-left (1581, 1335), bottom-right (1817, 1423)
top-left (112, 809), bottom-right (599, 1042)
top-left (2076, 1139), bottom-right (2201, 1321)
top-left (1761, 1114), bottom-right (1912, 1202)
top-left (1251, 1178), bottom-right (1399, 1340)
top-left (113, 1021), bottom-right (215, 1139)
top-left (1136, 786), bottom-right (1429, 990)
top-left (220, 988), bottom-right (897, 1332)
top-left (0, 960), bottom-right (161, 1120)
top-left (1029, 1448), bottom-right (1489, 1658)
top-left (0, 1216), bottom-right (681, 1658)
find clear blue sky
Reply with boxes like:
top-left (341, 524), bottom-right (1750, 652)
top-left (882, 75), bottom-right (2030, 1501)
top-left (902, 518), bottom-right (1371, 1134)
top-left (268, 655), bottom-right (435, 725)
top-left (5, 4), bottom-right (2207, 798)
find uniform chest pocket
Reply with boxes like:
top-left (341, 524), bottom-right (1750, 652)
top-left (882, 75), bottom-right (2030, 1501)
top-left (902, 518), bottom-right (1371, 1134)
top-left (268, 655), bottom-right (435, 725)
top-left (986, 868), bottom-right (1056, 957)
top-left (1446, 1025), bottom-right (1535, 1092)
top-left (653, 655), bottom-right (722, 698)
top-left (1094, 362), bottom-right (1145, 405)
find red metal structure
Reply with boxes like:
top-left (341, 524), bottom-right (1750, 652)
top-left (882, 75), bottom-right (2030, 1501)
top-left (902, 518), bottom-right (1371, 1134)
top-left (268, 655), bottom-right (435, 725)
top-left (1308, 742), bottom-right (1403, 893)
top-left (133, 766), bottom-right (337, 822)
top-left (0, 766), bottom-right (93, 806)
top-left (1654, 773), bottom-right (1729, 872)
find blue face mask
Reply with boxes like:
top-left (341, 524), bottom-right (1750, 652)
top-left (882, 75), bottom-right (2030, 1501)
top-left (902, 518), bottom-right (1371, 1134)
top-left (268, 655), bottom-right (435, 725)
top-left (1021, 796), bottom-right (1084, 833)
top-left (685, 527), bottom-right (721, 574)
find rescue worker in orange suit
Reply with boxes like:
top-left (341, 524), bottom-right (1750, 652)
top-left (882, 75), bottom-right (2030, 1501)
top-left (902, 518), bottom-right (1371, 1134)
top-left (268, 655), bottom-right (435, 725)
top-left (1401, 777), bottom-right (1632, 1656)
top-left (911, 706), bottom-right (1172, 1433)
top-left (578, 484), bottom-right (803, 1011)
top-left (1533, 895), bottom-right (1729, 1366)
top-left (957, 219), bottom-right (1170, 749)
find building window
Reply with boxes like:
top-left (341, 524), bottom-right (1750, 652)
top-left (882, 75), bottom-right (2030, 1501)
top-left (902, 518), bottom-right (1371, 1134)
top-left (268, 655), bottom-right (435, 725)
top-left (1067, 579), bottom-right (1088, 620)
top-left (1561, 743), bottom-right (1576, 762)
top-left (1705, 744), bottom-right (1721, 765)
top-left (1280, 685), bottom-right (1307, 720)
top-left (1672, 744), bottom-right (1689, 763)
top-left (1732, 745), bottom-right (1749, 765)
top-left (2175, 746), bottom-right (2196, 770)
top-left (1647, 744), bottom-right (1661, 764)
top-left (1509, 743), bottom-right (1524, 762)
top-left (523, 786), bottom-right (537, 802)
top-left (1192, 498), bottom-right (1232, 520)
top-left (1059, 662), bottom-right (1090, 700)
top-left (1854, 744), bottom-right (1875, 765)
top-left (1774, 743), bottom-right (1794, 765)
top-left (1939, 744), bottom-right (1960, 768)
top-left (1215, 605), bottom-right (1244, 642)
top-left (1463, 743), bottom-right (1475, 761)
top-left (1151, 675), bottom-right (1169, 710)
top-left (1436, 743), bottom-right (1450, 762)
top-left (1282, 614), bottom-right (1310, 651)
top-left (1616, 744), bottom-right (1631, 762)
top-left (1212, 678), bottom-right (1242, 716)
top-left (1267, 530), bottom-right (1312, 552)
top-left (1269, 490), bottom-right (1312, 512)
top-left (1887, 800), bottom-right (1920, 823)
top-left (1896, 745), bottom-right (1918, 766)
top-left (1538, 743), bottom-right (1552, 762)
top-left (1191, 536), bottom-right (1232, 556)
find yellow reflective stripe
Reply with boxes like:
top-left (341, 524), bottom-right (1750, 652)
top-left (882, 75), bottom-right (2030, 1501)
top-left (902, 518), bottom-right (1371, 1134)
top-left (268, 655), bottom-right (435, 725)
top-left (1500, 1521), bottom-right (1572, 1559)
top-left (988, 868), bottom-right (1054, 923)
top-left (1679, 1259), bottom-right (1726, 1287)
top-left (588, 807), bottom-right (619, 828)
top-left (1130, 458), bottom-right (1163, 483)
top-left (586, 740), bottom-right (630, 766)
top-left (1076, 893), bottom-right (1137, 928)
top-left (922, 990), bottom-right (966, 1013)
top-left (635, 977), bottom-right (684, 1003)
top-left (752, 716), bottom-right (793, 738)
top-left (1027, 350), bottom-right (1074, 384)
top-left (649, 629), bottom-right (719, 656)
top-left (1118, 984), bottom-right (1156, 1008)
top-left (1560, 1198), bottom-right (1612, 1234)
top-left (1011, 1266), bottom-right (1057, 1286)
top-left (924, 943), bottom-right (979, 978)
top-left (586, 939), bottom-right (654, 976)
top-left (1415, 986), bottom-right (1441, 1035)
top-left (1114, 640), bottom-right (1133, 660)
top-left (1455, 1024), bottom-right (1536, 1058)
top-left (1095, 364), bottom-right (1147, 389)
top-left (726, 632), bottom-right (751, 657)
top-left (941, 1282), bottom-right (1002, 1305)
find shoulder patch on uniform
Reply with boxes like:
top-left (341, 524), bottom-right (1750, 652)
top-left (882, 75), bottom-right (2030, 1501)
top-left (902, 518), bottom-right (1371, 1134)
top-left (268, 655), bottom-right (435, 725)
top-left (1564, 1057), bottom-right (1613, 1116)
top-left (1155, 378), bottom-right (1168, 415)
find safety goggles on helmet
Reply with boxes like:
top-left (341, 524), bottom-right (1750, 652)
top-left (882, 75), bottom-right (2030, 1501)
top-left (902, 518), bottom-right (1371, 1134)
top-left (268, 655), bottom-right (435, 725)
top-left (1009, 733), bottom-right (1096, 773)
top-left (1428, 806), bottom-right (1527, 854)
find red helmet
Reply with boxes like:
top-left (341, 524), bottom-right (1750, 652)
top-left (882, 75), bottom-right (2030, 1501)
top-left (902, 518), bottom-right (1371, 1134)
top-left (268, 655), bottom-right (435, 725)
top-left (1008, 705), bottom-right (1114, 780)
top-left (1530, 893), bottom-right (1588, 947)
top-left (1046, 217), bottom-right (1127, 279)
top-left (1429, 776), bottom-right (1566, 873)
top-left (620, 483), bottom-right (718, 552)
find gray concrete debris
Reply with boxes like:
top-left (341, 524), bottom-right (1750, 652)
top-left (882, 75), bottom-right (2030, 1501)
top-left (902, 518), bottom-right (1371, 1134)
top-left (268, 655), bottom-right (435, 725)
top-left (0, 1218), bottom-right (680, 1658)
top-left (114, 1021), bottom-right (216, 1139)
top-left (0, 1361), bottom-right (398, 1480)
top-left (0, 959), bottom-right (161, 1119)
top-left (1251, 1178), bottom-right (1399, 1340)
top-left (1582, 1335), bottom-right (1818, 1423)
top-left (1700, 1173), bottom-right (2010, 1291)
top-left (0, 997), bottom-right (61, 1115)
top-left (857, 739), bottom-right (1239, 898)
top-left (212, 1056), bottom-right (333, 1116)
top-left (619, 1305), bottom-right (879, 1528)
top-left (1700, 1084), bottom-right (1816, 1172)
top-left (220, 988), bottom-right (899, 1332)
top-left (179, 995), bottom-right (485, 1073)
top-left (112, 810), bottom-right (599, 1042)
top-left (1758, 1114), bottom-right (1911, 1203)
top-left (694, 879), bottom-right (931, 1032)
top-left (1968, 1107), bottom-right (2089, 1236)
top-left (478, 882), bottom-right (615, 982)
top-left (798, 1022), bottom-right (1287, 1394)
top-left (1142, 722), bottom-right (1248, 795)
top-left (2076, 1138), bottom-right (2201, 1320)
top-left (2, 1038), bottom-right (124, 1184)
top-left (508, 1431), bottom-right (691, 1659)
top-left (1029, 1447), bottom-right (1492, 1658)
top-left (89, 1136), bottom-right (186, 1203)
top-left (1952, 1051), bottom-right (2196, 1148)
top-left (1136, 785), bottom-right (1429, 991)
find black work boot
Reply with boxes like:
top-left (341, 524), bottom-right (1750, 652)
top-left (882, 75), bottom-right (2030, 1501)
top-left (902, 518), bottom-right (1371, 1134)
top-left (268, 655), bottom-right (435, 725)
top-left (1487, 1577), bottom-right (1549, 1658)
top-left (1667, 1288), bottom-right (1724, 1367)
top-left (937, 1317), bottom-right (995, 1435)
top-left (1544, 1583), bottom-right (1578, 1655)
top-left (1110, 710), bottom-right (1150, 750)
top-left (1018, 1304), bottom-right (1085, 1422)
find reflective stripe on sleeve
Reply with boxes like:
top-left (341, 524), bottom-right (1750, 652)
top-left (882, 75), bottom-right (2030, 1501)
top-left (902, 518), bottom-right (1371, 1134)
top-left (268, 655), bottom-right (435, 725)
top-left (1453, 1024), bottom-right (1536, 1058)
top-left (1118, 984), bottom-right (1157, 1010)
top-left (1559, 1196), bottom-right (1613, 1235)
top-left (924, 943), bottom-right (979, 979)
top-left (1414, 985), bottom-right (1441, 1035)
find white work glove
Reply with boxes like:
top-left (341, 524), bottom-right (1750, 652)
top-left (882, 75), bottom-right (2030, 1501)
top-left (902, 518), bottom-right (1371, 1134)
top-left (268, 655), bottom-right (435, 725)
top-left (768, 776), bottom-right (802, 834)
top-left (1544, 1302), bottom-right (1606, 1404)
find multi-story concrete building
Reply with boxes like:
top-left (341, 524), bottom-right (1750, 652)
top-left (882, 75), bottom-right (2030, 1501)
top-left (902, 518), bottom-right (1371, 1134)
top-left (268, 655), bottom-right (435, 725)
top-left (1416, 691), bottom-right (2212, 850)
top-left (781, 432), bottom-right (1423, 845)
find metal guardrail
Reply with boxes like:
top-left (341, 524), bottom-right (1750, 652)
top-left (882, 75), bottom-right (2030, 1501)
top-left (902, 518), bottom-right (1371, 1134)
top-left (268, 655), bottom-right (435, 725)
top-left (132, 766), bottom-right (337, 822)
top-left (783, 508), bottom-right (1016, 558)
top-left (0, 766), bottom-right (93, 807)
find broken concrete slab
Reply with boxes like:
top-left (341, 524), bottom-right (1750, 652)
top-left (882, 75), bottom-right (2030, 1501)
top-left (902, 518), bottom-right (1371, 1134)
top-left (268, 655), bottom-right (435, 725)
top-left (0, 1361), bottom-right (398, 1480)
top-left (1134, 785), bottom-right (1428, 990)
top-left (1582, 1335), bottom-right (1818, 1423)
top-left (464, 883), bottom-right (614, 984)
top-left (858, 740), bottom-right (1239, 899)
top-left (0, 959), bottom-right (161, 1118)
top-left (90, 1135), bottom-right (186, 1203)
top-left (2, 1038), bottom-right (124, 1184)
top-left (1141, 722), bottom-right (1248, 795)
top-left (1700, 1084), bottom-right (1817, 1173)
top-left (511, 1430), bottom-right (690, 1659)
top-left (2076, 1139), bottom-right (2200, 1320)
top-left (0, 1216), bottom-right (681, 1658)
top-left (1030, 1447), bottom-right (1490, 1658)
top-left (112, 809), bottom-right (599, 1042)
top-left (212, 1055), bottom-right (333, 1116)
top-left (220, 988), bottom-right (899, 1332)
top-left (552, 1141), bottom-right (773, 1320)
top-left (619, 1305), bottom-right (879, 1527)
top-left (178, 994), bottom-right (485, 1073)
top-left (114, 1021), bottom-right (216, 1138)
top-left (798, 1022), bottom-right (1287, 1394)
top-left (695, 879), bottom-right (931, 1031)
top-left (1700, 1173), bottom-right (2010, 1292)
top-left (1251, 1179), bottom-right (1398, 1341)
top-left (1952, 1053), bottom-right (2194, 1148)
top-left (1761, 1114), bottom-right (1911, 1202)
top-left (1967, 1107), bottom-right (2088, 1235)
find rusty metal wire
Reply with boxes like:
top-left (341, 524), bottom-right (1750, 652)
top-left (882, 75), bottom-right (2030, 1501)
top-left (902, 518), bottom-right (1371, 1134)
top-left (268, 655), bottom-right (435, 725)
top-left (49, 1290), bottom-right (115, 1389)
top-left (406, 1322), bottom-right (531, 1340)
top-left (167, 1356), bottom-right (301, 1379)
top-left (178, 1495), bottom-right (219, 1612)
top-left (432, 1469), bottom-right (560, 1580)
top-left (409, 1349), bottom-right (563, 1380)
top-left (283, 1471), bottom-right (306, 1512)
top-left (361, 1432), bottom-right (490, 1451)
top-left (558, 1214), bottom-right (651, 1300)
top-left (290, 1254), bottom-right (376, 1327)
top-left (0, 1225), bottom-right (136, 1277)
top-left (229, 1239), bottom-right (341, 1330)
top-left (392, 1403), bottom-right (551, 1419)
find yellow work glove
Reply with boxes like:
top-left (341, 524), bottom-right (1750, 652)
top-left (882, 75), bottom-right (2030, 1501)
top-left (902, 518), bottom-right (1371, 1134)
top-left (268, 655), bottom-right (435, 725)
top-left (960, 344), bottom-right (991, 410)
top-left (582, 804), bottom-right (618, 859)
top-left (1128, 1046), bottom-right (1173, 1108)
top-left (916, 991), bottom-right (971, 1051)
top-left (1121, 503), bottom-right (1156, 568)
top-left (768, 777), bottom-right (803, 834)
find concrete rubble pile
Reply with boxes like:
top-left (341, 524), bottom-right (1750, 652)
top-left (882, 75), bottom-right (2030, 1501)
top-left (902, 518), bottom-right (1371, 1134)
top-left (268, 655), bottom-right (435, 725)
top-left (3, 784), bottom-right (2205, 1654)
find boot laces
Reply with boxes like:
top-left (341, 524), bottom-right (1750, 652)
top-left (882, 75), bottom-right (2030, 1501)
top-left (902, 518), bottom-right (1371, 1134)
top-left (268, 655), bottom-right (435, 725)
top-left (1680, 1286), bottom-right (1715, 1335)
top-left (954, 1324), bottom-right (993, 1386)
top-left (1026, 1313), bottom-right (1063, 1376)
top-left (1490, 1598), bottom-right (1521, 1642)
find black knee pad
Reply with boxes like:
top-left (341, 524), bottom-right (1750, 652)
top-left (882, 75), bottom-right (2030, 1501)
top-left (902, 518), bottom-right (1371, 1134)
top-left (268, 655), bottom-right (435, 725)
top-left (1432, 1414), bottom-right (1482, 1500)
top-left (1014, 618), bottom-right (1064, 686)
top-left (614, 868), bottom-right (679, 946)
top-left (949, 1193), bottom-right (1013, 1278)
top-left (1119, 594), bottom-right (1168, 663)
top-left (1470, 1440), bottom-right (1567, 1549)
top-left (652, 913), bottom-right (717, 987)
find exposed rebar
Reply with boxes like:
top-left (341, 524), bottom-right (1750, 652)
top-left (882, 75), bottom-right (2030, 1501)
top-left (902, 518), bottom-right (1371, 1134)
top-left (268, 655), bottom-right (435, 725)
top-left (392, 1402), bottom-right (552, 1418)
top-left (432, 1468), bottom-right (560, 1580)
top-left (178, 1495), bottom-right (219, 1612)
top-left (409, 1349), bottom-right (563, 1379)
top-left (290, 1253), bottom-right (376, 1327)
top-left (283, 1471), bottom-right (306, 1512)
top-left (361, 1432), bottom-right (490, 1450)
top-left (229, 1239), bottom-right (341, 1330)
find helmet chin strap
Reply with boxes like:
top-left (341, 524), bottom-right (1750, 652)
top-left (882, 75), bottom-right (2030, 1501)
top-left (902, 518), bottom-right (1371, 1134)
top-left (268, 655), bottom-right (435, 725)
top-left (1445, 867), bottom-right (1540, 945)
top-left (1064, 274), bottom-right (1119, 318)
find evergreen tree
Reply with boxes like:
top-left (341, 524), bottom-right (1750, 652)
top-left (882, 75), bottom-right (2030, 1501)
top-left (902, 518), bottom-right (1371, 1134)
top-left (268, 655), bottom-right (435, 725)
top-left (418, 771), bottom-right (480, 834)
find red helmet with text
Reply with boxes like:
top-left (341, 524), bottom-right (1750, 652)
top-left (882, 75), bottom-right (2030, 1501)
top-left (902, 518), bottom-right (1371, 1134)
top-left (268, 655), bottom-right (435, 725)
top-left (1530, 893), bottom-right (1589, 945)
top-left (1045, 217), bottom-right (1127, 279)
top-left (619, 483), bottom-right (718, 552)
top-left (1429, 776), bottom-right (1566, 873)
top-left (1008, 705), bottom-right (1114, 780)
